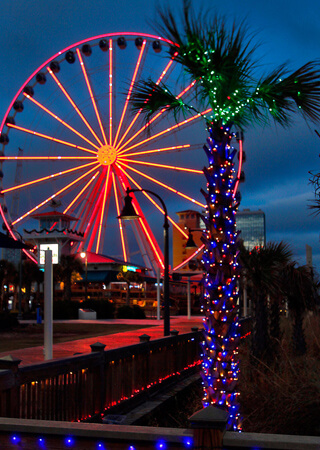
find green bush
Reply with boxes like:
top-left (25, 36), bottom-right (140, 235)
top-left (81, 299), bottom-right (115, 319)
top-left (117, 305), bottom-right (145, 319)
top-left (0, 312), bottom-right (19, 331)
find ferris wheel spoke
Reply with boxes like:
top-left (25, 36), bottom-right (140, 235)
top-left (63, 171), bottom-right (100, 214)
top-left (0, 156), bottom-right (95, 161)
top-left (120, 167), bottom-right (189, 239)
top-left (76, 48), bottom-right (108, 146)
top-left (123, 144), bottom-right (191, 158)
top-left (12, 164), bottom-right (99, 226)
top-left (1, 161), bottom-right (99, 194)
top-left (112, 171), bottom-right (128, 262)
top-left (173, 244), bottom-right (205, 271)
top-left (115, 165), bottom-right (164, 269)
top-left (116, 79), bottom-right (198, 154)
top-left (47, 67), bottom-right (104, 147)
top-left (83, 174), bottom-right (111, 251)
top-left (95, 166), bottom-right (112, 253)
top-left (76, 168), bottom-right (108, 235)
top-left (113, 40), bottom-right (147, 148)
top-left (117, 162), bottom-right (205, 208)
top-left (7, 123), bottom-right (98, 155)
top-left (117, 107), bottom-right (212, 155)
top-left (23, 93), bottom-right (101, 151)
top-left (118, 158), bottom-right (203, 173)
top-left (108, 39), bottom-right (113, 145)
top-left (115, 54), bottom-right (178, 150)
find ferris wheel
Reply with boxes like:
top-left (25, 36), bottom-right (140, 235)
top-left (0, 32), bottom-right (214, 272)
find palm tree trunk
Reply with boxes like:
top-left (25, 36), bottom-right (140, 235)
top-left (201, 124), bottom-right (241, 430)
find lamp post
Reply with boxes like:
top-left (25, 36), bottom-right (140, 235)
top-left (14, 231), bottom-right (23, 321)
top-left (118, 187), bottom-right (170, 336)
top-left (80, 251), bottom-right (88, 302)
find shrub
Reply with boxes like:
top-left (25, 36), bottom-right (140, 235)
top-left (117, 305), bottom-right (145, 319)
top-left (81, 299), bottom-right (115, 319)
top-left (0, 312), bottom-right (19, 331)
top-left (53, 300), bottom-right (81, 320)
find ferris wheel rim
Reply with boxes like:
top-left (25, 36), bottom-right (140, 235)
top-left (0, 31), bottom-right (209, 271)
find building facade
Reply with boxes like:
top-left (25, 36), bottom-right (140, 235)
top-left (236, 209), bottom-right (266, 250)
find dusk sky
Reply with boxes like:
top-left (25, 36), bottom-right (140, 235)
top-left (1, 0), bottom-right (320, 272)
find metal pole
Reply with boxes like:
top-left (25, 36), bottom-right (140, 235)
top-left (84, 255), bottom-right (88, 302)
top-left (44, 249), bottom-right (53, 360)
top-left (156, 266), bottom-right (161, 321)
top-left (18, 249), bottom-right (22, 320)
top-left (163, 217), bottom-right (170, 336)
top-left (187, 276), bottom-right (191, 319)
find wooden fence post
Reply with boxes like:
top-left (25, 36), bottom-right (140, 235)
top-left (189, 406), bottom-right (229, 450)
top-left (0, 355), bottom-right (21, 418)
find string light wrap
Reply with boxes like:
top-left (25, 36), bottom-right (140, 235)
top-left (200, 124), bottom-right (241, 431)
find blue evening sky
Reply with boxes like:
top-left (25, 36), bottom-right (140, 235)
top-left (0, 0), bottom-right (320, 270)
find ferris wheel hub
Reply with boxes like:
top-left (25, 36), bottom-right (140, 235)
top-left (97, 144), bottom-right (117, 166)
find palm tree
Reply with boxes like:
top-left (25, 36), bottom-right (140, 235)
top-left (129, 0), bottom-right (320, 429)
top-left (55, 255), bottom-right (83, 301)
top-left (240, 242), bottom-right (292, 361)
top-left (282, 263), bottom-right (318, 355)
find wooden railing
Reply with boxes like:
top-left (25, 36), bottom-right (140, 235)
top-left (0, 331), bottom-right (201, 422)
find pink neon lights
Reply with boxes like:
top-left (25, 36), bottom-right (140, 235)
top-left (23, 93), bottom-right (100, 151)
top-left (113, 40), bottom-right (146, 147)
top-left (63, 171), bottom-right (99, 214)
top-left (48, 67), bottom-right (103, 147)
top-left (1, 162), bottom-right (99, 194)
top-left (96, 166), bottom-right (111, 253)
top-left (7, 123), bottom-right (97, 154)
top-left (173, 244), bottom-right (205, 271)
top-left (115, 56), bottom-right (178, 150)
top-left (119, 166), bottom-right (189, 239)
top-left (76, 49), bottom-right (108, 145)
top-left (0, 32), bottom-right (176, 135)
top-left (12, 165), bottom-right (98, 225)
top-left (109, 39), bottom-right (113, 146)
top-left (118, 108), bottom-right (212, 154)
top-left (118, 158), bottom-right (203, 173)
top-left (112, 171), bottom-right (127, 262)
top-left (118, 162), bottom-right (205, 208)
top-left (123, 144), bottom-right (191, 158)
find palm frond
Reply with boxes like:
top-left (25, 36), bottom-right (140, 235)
top-left (129, 79), bottom-right (193, 123)
top-left (254, 61), bottom-right (320, 126)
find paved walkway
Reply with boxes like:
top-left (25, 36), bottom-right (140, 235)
top-left (0, 316), bottom-right (203, 367)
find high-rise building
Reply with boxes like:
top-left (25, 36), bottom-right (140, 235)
top-left (236, 209), bottom-right (266, 250)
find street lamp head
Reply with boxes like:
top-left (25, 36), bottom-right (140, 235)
top-left (118, 190), bottom-right (140, 220)
top-left (185, 230), bottom-right (197, 249)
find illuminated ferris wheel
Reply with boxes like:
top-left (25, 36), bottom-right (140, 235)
top-left (0, 32), bottom-right (211, 272)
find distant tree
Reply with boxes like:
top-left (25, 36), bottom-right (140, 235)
top-left (55, 255), bottom-right (83, 301)
top-left (240, 242), bottom-right (292, 361)
top-left (282, 263), bottom-right (318, 355)
top-left (117, 270), bottom-right (144, 306)
top-left (22, 259), bottom-right (44, 310)
top-left (0, 259), bottom-right (17, 311)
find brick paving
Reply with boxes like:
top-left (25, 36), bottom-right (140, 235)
top-left (0, 316), bottom-right (203, 367)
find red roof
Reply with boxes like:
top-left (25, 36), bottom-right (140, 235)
top-left (80, 251), bottom-right (149, 270)
top-left (31, 211), bottom-right (79, 221)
